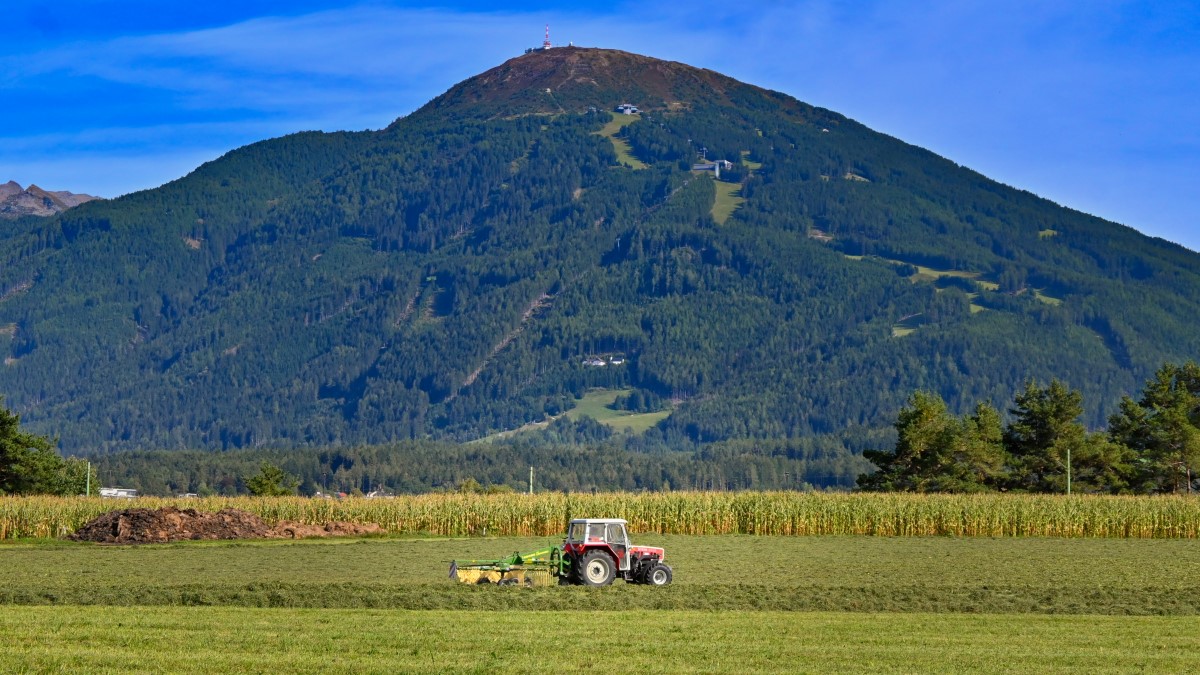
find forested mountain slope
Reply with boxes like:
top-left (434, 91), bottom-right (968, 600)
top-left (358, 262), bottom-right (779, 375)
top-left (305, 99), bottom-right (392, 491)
top-left (2, 47), bottom-right (1198, 455)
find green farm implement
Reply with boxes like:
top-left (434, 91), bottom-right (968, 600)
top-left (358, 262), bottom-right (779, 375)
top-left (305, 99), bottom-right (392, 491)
top-left (449, 546), bottom-right (568, 586)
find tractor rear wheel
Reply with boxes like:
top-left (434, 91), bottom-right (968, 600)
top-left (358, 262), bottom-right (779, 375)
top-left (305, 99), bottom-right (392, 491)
top-left (645, 563), bottom-right (672, 587)
top-left (579, 550), bottom-right (616, 587)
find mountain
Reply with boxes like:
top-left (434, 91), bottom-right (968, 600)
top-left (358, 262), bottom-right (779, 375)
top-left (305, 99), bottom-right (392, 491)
top-left (1, 181), bottom-right (99, 219)
top-left (3, 47), bottom-right (1199, 464)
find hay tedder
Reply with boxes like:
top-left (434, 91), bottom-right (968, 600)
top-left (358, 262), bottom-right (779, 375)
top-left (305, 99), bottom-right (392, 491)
top-left (449, 518), bottom-right (672, 587)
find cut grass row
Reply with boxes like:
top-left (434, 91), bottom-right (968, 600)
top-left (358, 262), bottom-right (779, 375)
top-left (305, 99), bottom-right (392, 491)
top-left (3, 535), bottom-right (1198, 614)
top-left (4, 607), bottom-right (1199, 673)
top-left (4, 492), bottom-right (1200, 540)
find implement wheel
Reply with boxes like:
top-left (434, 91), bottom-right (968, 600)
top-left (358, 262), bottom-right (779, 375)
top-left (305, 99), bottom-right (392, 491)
top-left (579, 550), bottom-right (616, 587)
top-left (645, 563), bottom-right (672, 587)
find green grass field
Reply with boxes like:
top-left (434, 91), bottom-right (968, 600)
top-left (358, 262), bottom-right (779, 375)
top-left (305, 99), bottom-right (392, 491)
top-left (4, 535), bottom-right (1199, 614)
top-left (4, 534), bottom-right (1200, 671)
top-left (4, 607), bottom-right (1198, 673)
top-left (711, 179), bottom-right (744, 224)
top-left (565, 389), bottom-right (671, 433)
top-left (594, 115), bottom-right (647, 169)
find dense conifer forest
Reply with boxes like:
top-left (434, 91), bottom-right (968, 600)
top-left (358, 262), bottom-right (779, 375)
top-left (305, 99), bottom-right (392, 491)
top-left (3, 48), bottom-right (1199, 490)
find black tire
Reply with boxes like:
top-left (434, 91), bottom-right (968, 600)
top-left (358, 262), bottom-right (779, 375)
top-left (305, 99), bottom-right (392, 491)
top-left (579, 549), bottom-right (616, 587)
top-left (645, 563), bottom-right (672, 587)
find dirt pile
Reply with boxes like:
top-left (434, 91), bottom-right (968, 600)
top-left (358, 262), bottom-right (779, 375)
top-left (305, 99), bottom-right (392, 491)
top-left (69, 507), bottom-right (384, 544)
top-left (270, 521), bottom-right (385, 539)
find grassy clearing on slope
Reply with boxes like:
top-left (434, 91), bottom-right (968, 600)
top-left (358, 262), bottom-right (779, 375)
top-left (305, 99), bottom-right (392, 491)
top-left (891, 313), bottom-right (923, 337)
top-left (594, 115), bottom-right (647, 169)
top-left (1034, 289), bottom-right (1062, 305)
top-left (843, 254), bottom-right (997, 287)
top-left (711, 180), bottom-right (744, 224)
top-left (739, 150), bottom-right (763, 170)
top-left (565, 389), bottom-right (671, 433)
top-left (3, 535), bottom-right (1199, 614)
top-left (4, 607), bottom-right (1198, 673)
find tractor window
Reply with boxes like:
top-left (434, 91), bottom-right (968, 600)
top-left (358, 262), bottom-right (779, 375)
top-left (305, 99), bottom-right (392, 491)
top-left (568, 522), bottom-right (586, 542)
top-left (587, 523), bottom-right (606, 542)
top-left (606, 524), bottom-right (626, 545)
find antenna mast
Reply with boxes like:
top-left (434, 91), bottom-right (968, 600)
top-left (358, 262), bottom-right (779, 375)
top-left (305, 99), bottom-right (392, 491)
top-left (543, 24), bottom-right (552, 50)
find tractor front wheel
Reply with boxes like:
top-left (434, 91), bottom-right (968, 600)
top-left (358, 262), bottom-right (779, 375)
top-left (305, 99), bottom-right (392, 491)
top-left (579, 550), bottom-right (616, 587)
top-left (645, 563), bottom-right (672, 587)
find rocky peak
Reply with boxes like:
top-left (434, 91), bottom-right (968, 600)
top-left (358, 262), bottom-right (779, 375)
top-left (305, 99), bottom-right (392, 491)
top-left (0, 181), bottom-right (100, 219)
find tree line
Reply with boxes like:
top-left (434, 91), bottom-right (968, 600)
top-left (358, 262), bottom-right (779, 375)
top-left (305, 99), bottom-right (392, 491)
top-left (859, 362), bottom-right (1200, 494)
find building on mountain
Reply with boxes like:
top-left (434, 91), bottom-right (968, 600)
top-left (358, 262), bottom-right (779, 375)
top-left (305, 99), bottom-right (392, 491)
top-left (692, 159), bottom-right (733, 177)
top-left (616, 103), bottom-right (640, 115)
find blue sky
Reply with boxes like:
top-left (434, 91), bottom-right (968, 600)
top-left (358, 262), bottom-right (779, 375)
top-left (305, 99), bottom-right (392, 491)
top-left (3, 1), bottom-right (1198, 249)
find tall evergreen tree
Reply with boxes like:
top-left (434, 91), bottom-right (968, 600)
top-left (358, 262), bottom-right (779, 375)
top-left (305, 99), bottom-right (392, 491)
top-left (0, 396), bottom-right (61, 495)
top-left (1002, 380), bottom-right (1088, 493)
top-left (859, 393), bottom-right (1004, 492)
top-left (1109, 362), bottom-right (1200, 493)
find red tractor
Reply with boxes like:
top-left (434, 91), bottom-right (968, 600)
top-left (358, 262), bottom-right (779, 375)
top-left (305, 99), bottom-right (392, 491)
top-left (561, 518), bottom-right (672, 587)
top-left (449, 518), bottom-right (672, 587)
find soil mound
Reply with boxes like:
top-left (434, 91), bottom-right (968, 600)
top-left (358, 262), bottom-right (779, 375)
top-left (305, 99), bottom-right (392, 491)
top-left (69, 507), bottom-right (384, 544)
top-left (271, 521), bottom-right (386, 539)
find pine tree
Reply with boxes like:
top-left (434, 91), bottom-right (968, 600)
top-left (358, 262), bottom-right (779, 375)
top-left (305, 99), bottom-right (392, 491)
top-left (1003, 380), bottom-right (1087, 493)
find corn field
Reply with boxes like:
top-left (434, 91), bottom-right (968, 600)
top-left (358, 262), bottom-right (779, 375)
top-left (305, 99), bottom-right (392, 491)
top-left (2, 492), bottom-right (1199, 540)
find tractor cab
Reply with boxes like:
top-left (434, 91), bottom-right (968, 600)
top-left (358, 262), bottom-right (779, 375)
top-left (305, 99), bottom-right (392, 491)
top-left (566, 518), bottom-right (630, 569)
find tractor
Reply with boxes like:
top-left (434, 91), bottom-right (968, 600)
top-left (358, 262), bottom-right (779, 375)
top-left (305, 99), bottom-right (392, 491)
top-left (450, 518), bottom-right (672, 587)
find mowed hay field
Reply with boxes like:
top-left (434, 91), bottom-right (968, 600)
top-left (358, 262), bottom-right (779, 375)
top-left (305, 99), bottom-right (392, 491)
top-left (4, 535), bottom-right (1200, 613)
top-left (4, 495), bottom-right (1200, 672)
top-left (5, 608), bottom-right (1199, 673)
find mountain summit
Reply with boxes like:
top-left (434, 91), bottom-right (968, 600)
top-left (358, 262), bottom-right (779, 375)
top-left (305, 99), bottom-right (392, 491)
top-left (2, 48), bottom-right (1198, 463)
top-left (417, 47), bottom-right (813, 121)
top-left (1, 181), bottom-right (98, 219)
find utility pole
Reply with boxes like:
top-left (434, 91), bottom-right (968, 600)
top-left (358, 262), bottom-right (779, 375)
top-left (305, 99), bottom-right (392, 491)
top-left (1067, 446), bottom-right (1072, 496)
top-left (86, 461), bottom-right (91, 497)
top-left (529, 466), bottom-right (534, 495)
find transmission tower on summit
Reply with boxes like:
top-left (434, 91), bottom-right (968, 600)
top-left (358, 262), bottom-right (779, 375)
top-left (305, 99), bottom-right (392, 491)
top-left (543, 24), bottom-right (552, 49)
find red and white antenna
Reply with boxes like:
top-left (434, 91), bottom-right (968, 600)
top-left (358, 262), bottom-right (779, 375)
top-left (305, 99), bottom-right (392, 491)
top-left (543, 24), bottom-right (552, 49)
